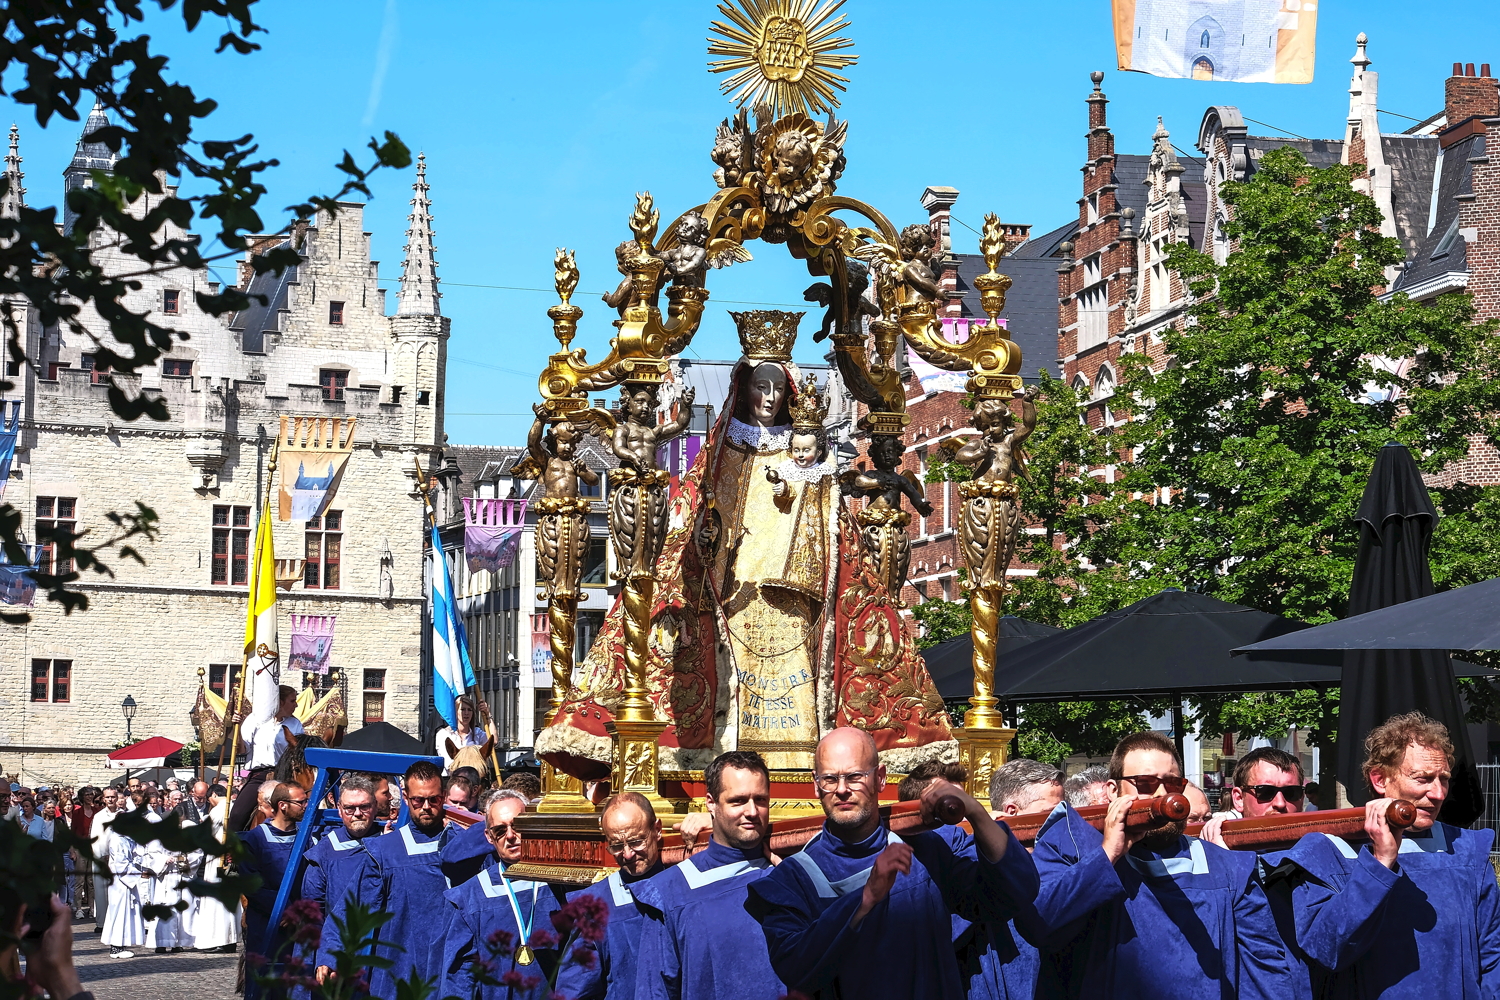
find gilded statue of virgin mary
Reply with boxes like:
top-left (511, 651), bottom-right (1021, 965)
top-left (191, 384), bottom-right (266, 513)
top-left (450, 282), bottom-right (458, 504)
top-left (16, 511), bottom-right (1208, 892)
top-left (537, 311), bottom-right (953, 777)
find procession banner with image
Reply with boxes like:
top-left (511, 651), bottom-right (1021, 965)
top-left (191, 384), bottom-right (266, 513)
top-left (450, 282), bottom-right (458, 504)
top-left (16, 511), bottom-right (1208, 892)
top-left (1112, 0), bottom-right (1317, 84)
top-left (0, 542), bottom-right (41, 606)
top-left (278, 416), bottom-right (357, 521)
top-left (463, 497), bottom-right (528, 575)
top-left (289, 614), bottom-right (336, 675)
top-left (0, 400), bottom-right (21, 500)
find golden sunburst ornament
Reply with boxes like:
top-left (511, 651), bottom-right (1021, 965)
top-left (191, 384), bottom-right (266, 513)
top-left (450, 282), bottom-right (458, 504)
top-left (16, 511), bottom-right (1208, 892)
top-left (708, 0), bottom-right (858, 120)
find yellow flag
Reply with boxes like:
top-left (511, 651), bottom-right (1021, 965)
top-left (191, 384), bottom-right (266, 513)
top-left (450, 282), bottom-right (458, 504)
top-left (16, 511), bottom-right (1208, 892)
top-left (1113, 0), bottom-right (1317, 84)
top-left (242, 500), bottom-right (281, 729)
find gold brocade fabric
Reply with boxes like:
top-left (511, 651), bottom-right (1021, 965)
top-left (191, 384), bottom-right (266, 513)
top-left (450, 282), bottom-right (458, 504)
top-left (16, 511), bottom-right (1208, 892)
top-left (713, 441), bottom-right (826, 763)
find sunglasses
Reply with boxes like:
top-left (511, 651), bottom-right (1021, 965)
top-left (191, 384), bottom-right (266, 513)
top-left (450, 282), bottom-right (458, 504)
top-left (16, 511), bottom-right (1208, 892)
top-left (1240, 784), bottom-right (1306, 804)
top-left (406, 795), bottom-right (445, 806)
top-left (1120, 775), bottom-right (1189, 795)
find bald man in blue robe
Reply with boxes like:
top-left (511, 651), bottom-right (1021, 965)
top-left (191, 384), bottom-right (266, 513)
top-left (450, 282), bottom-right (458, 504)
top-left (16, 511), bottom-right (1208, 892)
top-left (439, 790), bottom-right (564, 1000)
top-left (1267, 714), bottom-right (1500, 999)
top-left (745, 728), bottom-right (1039, 1000)
top-left (1028, 731), bottom-right (1288, 1000)
top-left (329, 761), bottom-right (453, 997)
top-left (554, 791), bottom-right (668, 1000)
top-left (632, 750), bottom-right (785, 1000)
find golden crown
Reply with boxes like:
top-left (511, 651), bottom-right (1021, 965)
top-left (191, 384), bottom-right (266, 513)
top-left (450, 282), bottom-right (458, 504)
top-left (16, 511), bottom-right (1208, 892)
top-left (731, 309), bottom-right (802, 362)
top-left (788, 373), bottom-right (828, 430)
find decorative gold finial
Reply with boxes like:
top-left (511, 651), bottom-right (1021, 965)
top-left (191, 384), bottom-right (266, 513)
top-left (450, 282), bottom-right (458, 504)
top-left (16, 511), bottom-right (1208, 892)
top-left (731, 309), bottom-right (801, 362)
top-left (548, 248), bottom-right (584, 352)
top-left (553, 248), bottom-right (579, 305)
top-left (972, 212), bottom-right (1015, 340)
top-left (629, 193), bottom-right (659, 250)
top-left (788, 372), bottom-right (827, 429)
top-left (708, 0), bottom-right (858, 120)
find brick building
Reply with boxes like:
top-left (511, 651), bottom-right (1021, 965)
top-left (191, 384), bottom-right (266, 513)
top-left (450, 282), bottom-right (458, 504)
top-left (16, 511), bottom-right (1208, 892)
top-left (0, 109), bottom-right (450, 784)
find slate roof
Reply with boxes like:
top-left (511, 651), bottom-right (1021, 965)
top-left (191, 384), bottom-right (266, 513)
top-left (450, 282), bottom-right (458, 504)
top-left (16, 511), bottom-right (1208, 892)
top-left (1391, 130), bottom-right (1483, 296)
top-left (1112, 152), bottom-right (1210, 252)
top-left (228, 242), bottom-right (297, 354)
top-left (446, 445), bottom-right (525, 490)
top-left (1246, 136), bottom-right (1345, 172)
top-left (952, 219), bottom-right (1076, 383)
top-left (1381, 135), bottom-right (1442, 256)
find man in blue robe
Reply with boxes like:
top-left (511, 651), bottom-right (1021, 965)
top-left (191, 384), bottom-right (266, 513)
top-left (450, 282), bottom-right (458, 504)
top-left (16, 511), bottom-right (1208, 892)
top-left (328, 760), bottom-right (453, 998)
top-left (240, 782), bottom-right (308, 963)
top-left (633, 750), bottom-right (784, 1000)
top-left (744, 728), bottom-right (1039, 1000)
top-left (959, 758), bottom-right (1065, 1000)
top-left (1028, 731), bottom-right (1288, 999)
top-left (438, 789), bottom-right (565, 1000)
top-left (554, 791), bottom-right (668, 999)
top-left (307, 775), bottom-right (379, 984)
top-left (1270, 712), bottom-right (1500, 999)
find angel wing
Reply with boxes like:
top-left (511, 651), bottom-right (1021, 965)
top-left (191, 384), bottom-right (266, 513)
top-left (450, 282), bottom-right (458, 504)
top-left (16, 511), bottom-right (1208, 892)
top-left (823, 115), bottom-right (849, 150)
top-left (510, 454), bottom-right (544, 482)
top-left (571, 407), bottom-right (618, 438)
top-left (849, 239), bottom-right (903, 270)
top-left (902, 470), bottom-right (923, 491)
top-left (707, 238), bottom-right (753, 270)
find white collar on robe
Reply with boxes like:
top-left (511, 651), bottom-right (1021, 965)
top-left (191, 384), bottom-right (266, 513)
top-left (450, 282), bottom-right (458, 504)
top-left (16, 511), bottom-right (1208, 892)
top-left (479, 865), bottom-right (541, 898)
top-left (726, 418), bottom-right (791, 452)
top-left (1126, 838), bottom-right (1210, 878)
top-left (1320, 822), bottom-right (1450, 860)
top-left (261, 824), bottom-right (297, 843)
top-left (774, 458), bottom-right (836, 482)
top-left (329, 829), bottom-right (363, 852)
top-left (789, 830), bottom-right (903, 898)
top-left (606, 870), bottom-right (634, 907)
top-left (676, 854), bottom-right (771, 889)
top-left (400, 825), bottom-right (440, 855)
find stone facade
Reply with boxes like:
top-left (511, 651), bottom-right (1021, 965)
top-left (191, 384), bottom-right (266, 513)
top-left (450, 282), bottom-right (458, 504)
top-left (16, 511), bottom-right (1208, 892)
top-left (0, 114), bottom-right (448, 784)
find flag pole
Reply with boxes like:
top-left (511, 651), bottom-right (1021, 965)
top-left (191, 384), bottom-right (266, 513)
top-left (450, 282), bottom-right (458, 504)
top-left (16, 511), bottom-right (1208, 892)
top-left (225, 437), bottom-right (279, 824)
top-left (416, 457), bottom-right (502, 783)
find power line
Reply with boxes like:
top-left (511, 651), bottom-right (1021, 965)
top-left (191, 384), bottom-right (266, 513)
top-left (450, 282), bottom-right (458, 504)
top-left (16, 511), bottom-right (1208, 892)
top-left (1240, 116), bottom-right (1310, 141)
top-left (1376, 108), bottom-right (1430, 124)
top-left (373, 276), bottom-right (810, 309)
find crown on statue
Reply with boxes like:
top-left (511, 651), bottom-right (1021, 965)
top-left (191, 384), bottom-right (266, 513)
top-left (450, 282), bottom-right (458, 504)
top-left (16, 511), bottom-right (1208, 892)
top-left (789, 373), bottom-right (828, 430)
top-left (731, 309), bottom-right (802, 363)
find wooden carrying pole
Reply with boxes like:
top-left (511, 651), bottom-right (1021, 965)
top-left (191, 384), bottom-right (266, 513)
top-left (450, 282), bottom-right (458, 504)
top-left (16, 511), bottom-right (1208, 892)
top-left (1185, 799), bottom-right (1417, 850)
top-left (417, 457), bottom-right (503, 782)
top-left (1003, 794), bottom-right (1190, 846)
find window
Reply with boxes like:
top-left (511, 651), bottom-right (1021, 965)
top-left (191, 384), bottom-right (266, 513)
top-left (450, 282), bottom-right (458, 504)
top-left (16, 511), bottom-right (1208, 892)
top-left (1200, 29), bottom-right (1211, 47)
top-left (163, 289), bottom-right (180, 315)
top-left (79, 354), bottom-right (109, 385)
top-left (363, 669), bottom-right (385, 723)
top-left (319, 369), bottom-right (348, 402)
top-left (417, 390), bottom-right (431, 406)
top-left (211, 504), bottom-right (251, 585)
top-left (36, 496), bottom-right (76, 576)
top-left (5, 360), bottom-right (18, 377)
top-left (390, 385), bottom-right (403, 405)
top-left (305, 510), bottom-right (342, 590)
top-left (581, 537), bottom-right (608, 586)
top-left (163, 358), bottom-right (193, 377)
top-left (45, 363), bottom-right (61, 381)
top-left (30, 659), bottom-right (70, 703)
top-left (1086, 193), bottom-right (1099, 224)
top-left (208, 662), bottom-right (240, 700)
top-left (578, 466), bottom-right (602, 498)
top-left (1077, 283), bottom-right (1109, 351)
top-left (329, 301), bottom-right (345, 325)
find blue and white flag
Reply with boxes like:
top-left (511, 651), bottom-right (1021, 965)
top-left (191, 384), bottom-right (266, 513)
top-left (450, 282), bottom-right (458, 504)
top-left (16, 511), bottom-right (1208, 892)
top-left (0, 542), bottom-right (40, 606)
top-left (0, 400), bottom-right (21, 500)
top-left (430, 521), bottom-right (477, 728)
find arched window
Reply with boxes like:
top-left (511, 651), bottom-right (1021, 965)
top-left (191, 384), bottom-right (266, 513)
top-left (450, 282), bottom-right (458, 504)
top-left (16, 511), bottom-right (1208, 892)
top-left (1094, 367), bottom-right (1115, 400)
top-left (1200, 29), bottom-right (1211, 48)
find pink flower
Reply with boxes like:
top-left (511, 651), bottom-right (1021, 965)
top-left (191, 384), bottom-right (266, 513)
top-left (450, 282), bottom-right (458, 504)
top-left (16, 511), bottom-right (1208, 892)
top-left (570, 943), bottom-right (598, 969)
top-left (245, 952), bottom-right (267, 969)
top-left (528, 928), bottom-right (558, 949)
top-left (553, 893), bottom-right (611, 944)
top-left (280, 898), bottom-right (325, 947)
top-left (486, 927), bottom-right (515, 952)
top-left (500, 969), bottom-right (541, 990)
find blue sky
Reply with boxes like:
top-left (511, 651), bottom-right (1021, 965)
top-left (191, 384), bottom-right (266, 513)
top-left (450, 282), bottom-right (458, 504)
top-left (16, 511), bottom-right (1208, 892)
top-left (4, 1), bottom-right (1498, 445)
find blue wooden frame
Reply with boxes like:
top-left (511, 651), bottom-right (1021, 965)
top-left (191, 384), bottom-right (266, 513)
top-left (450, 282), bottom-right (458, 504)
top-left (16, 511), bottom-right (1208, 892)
top-left (251, 746), bottom-right (442, 1000)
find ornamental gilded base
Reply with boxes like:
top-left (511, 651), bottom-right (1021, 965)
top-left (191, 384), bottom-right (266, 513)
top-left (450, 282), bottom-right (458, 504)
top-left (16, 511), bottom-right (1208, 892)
top-left (953, 725), bottom-right (1018, 802)
top-left (536, 760), bottom-right (596, 815)
top-left (606, 717), bottom-right (677, 816)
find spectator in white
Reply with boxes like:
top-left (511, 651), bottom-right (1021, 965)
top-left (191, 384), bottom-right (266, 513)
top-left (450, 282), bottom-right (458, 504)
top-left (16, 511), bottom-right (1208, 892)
top-left (15, 793), bottom-right (50, 840)
top-left (227, 684), bottom-right (304, 831)
top-left (142, 811), bottom-right (194, 953)
top-left (435, 695), bottom-right (489, 773)
top-left (1208, 747), bottom-right (1305, 822)
top-left (103, 818), bottom-right (149, 959)
top-left (90, 786), bottom-right (122, 932)
top-left (186, 784), bottom-right (239, 953)
top-left (1063, 764), bottom-right (1112, 808)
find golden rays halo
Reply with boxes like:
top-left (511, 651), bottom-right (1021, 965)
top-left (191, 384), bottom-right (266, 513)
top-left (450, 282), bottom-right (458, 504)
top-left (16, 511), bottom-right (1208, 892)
top-left (707, 0), bottom-right (858, 120)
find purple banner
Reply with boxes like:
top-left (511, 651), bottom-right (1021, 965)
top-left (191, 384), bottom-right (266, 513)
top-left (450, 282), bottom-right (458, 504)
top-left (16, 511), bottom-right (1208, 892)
top-left (289, 614), bottom-right (335, 674)
top-left (465, 524), bottom-right (522, 574)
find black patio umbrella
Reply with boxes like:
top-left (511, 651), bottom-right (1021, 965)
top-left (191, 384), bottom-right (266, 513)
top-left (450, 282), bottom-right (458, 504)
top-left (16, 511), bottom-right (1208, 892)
top-left (1231, 575), bottom-right (1500, 652)
top-left (338, 720), bottom-right (429, 756)
top-left (920, 616), bottom-right (1063, 700)
top-left (1332, 443), bottom-right (1482, 823)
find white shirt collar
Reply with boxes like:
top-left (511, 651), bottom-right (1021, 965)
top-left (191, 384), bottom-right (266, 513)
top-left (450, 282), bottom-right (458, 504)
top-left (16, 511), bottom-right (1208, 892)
top-left (726, 418), bottom-right (791, 452)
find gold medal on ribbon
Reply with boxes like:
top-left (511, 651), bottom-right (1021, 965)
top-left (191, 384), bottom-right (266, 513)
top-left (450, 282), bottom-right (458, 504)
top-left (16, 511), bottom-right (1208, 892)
top-left (514, 944), bottom-right (534, 967)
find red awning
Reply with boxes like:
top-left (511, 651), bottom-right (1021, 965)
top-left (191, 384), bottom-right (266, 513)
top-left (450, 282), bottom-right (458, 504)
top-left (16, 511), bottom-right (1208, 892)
top-left (105, 736), bottom-right (185, 769)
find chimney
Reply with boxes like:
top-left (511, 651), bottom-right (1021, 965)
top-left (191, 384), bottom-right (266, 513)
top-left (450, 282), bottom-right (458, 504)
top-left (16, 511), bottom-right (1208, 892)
top-left (1445, 60), bottom-right (1500, 125)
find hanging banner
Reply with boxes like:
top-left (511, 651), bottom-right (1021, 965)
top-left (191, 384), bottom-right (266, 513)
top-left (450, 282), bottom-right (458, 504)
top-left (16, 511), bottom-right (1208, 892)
top-left (0, 542), bottom-right (40, 606)
top-left (288, 614), bottom-right (336, 675)
top-left (463, 497), bottom-right (528, 575)
top-left (0, 400), bottom-right (20, 500)
top-left (1112, 0), bottom-right (1317, 84)
top-left (278, 416), bottom-right (357, 521)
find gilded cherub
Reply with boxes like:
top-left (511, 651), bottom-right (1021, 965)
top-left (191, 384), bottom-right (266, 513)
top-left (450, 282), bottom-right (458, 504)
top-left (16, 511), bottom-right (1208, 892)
top-left (602, 239), bottom-right (649, 317)
top-left (661, 212), bottom-right (710, 288)
top-left (952, 386), bottom-right (1039, 485)
top-left (897, 223), bottom-right (942, 301)
top-left (524, 404), bottom-right (597, 601)
top-left (711, 110), bottom-right (752, 188)
top-left (609, 383), bottom-right (696, 473)
top-left (853, 434), bottom-right (934, 519)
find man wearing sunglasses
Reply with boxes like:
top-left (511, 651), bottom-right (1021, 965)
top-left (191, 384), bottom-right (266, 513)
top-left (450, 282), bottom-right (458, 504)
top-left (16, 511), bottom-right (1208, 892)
top-left (1268, 711), bottom-right (1500, 1000)
top-left (439, 789), bottom-right (565, 1000)
top-left (745, 728), bottom-right (1038, 1000)
top-left (1029, 731), bottom-right (1288, 999)
top-left (309, 775), bottom-right (380, 986)
top-left (1219, 748), bottom-right (1307, 820)
top-left (328, 761), bottom-right (453, 998)
top-left (553, 791), bottom-right (667, 1000)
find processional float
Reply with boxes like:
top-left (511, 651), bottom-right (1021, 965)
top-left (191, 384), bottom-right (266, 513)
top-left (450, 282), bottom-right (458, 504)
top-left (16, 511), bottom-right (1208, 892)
top-left (509, 0), bottom-right (1040, 880)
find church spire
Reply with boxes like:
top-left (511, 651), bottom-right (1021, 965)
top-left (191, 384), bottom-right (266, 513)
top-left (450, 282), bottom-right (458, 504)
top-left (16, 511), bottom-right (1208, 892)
top-left (63, 101), bottom-right (117, 233)
top-left (0, 125), bottom-right (25, 221)
top-left (396, 153), bottom-right (441, 317)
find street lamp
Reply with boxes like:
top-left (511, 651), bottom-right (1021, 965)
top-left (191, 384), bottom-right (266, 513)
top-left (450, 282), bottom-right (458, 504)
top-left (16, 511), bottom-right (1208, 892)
top-left (121, 694), bottom-right (137, 743)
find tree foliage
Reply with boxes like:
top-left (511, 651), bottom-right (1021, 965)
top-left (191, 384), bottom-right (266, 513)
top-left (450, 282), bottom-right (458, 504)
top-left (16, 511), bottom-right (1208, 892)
top-left (0, 1), bottom-right (410, 618)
